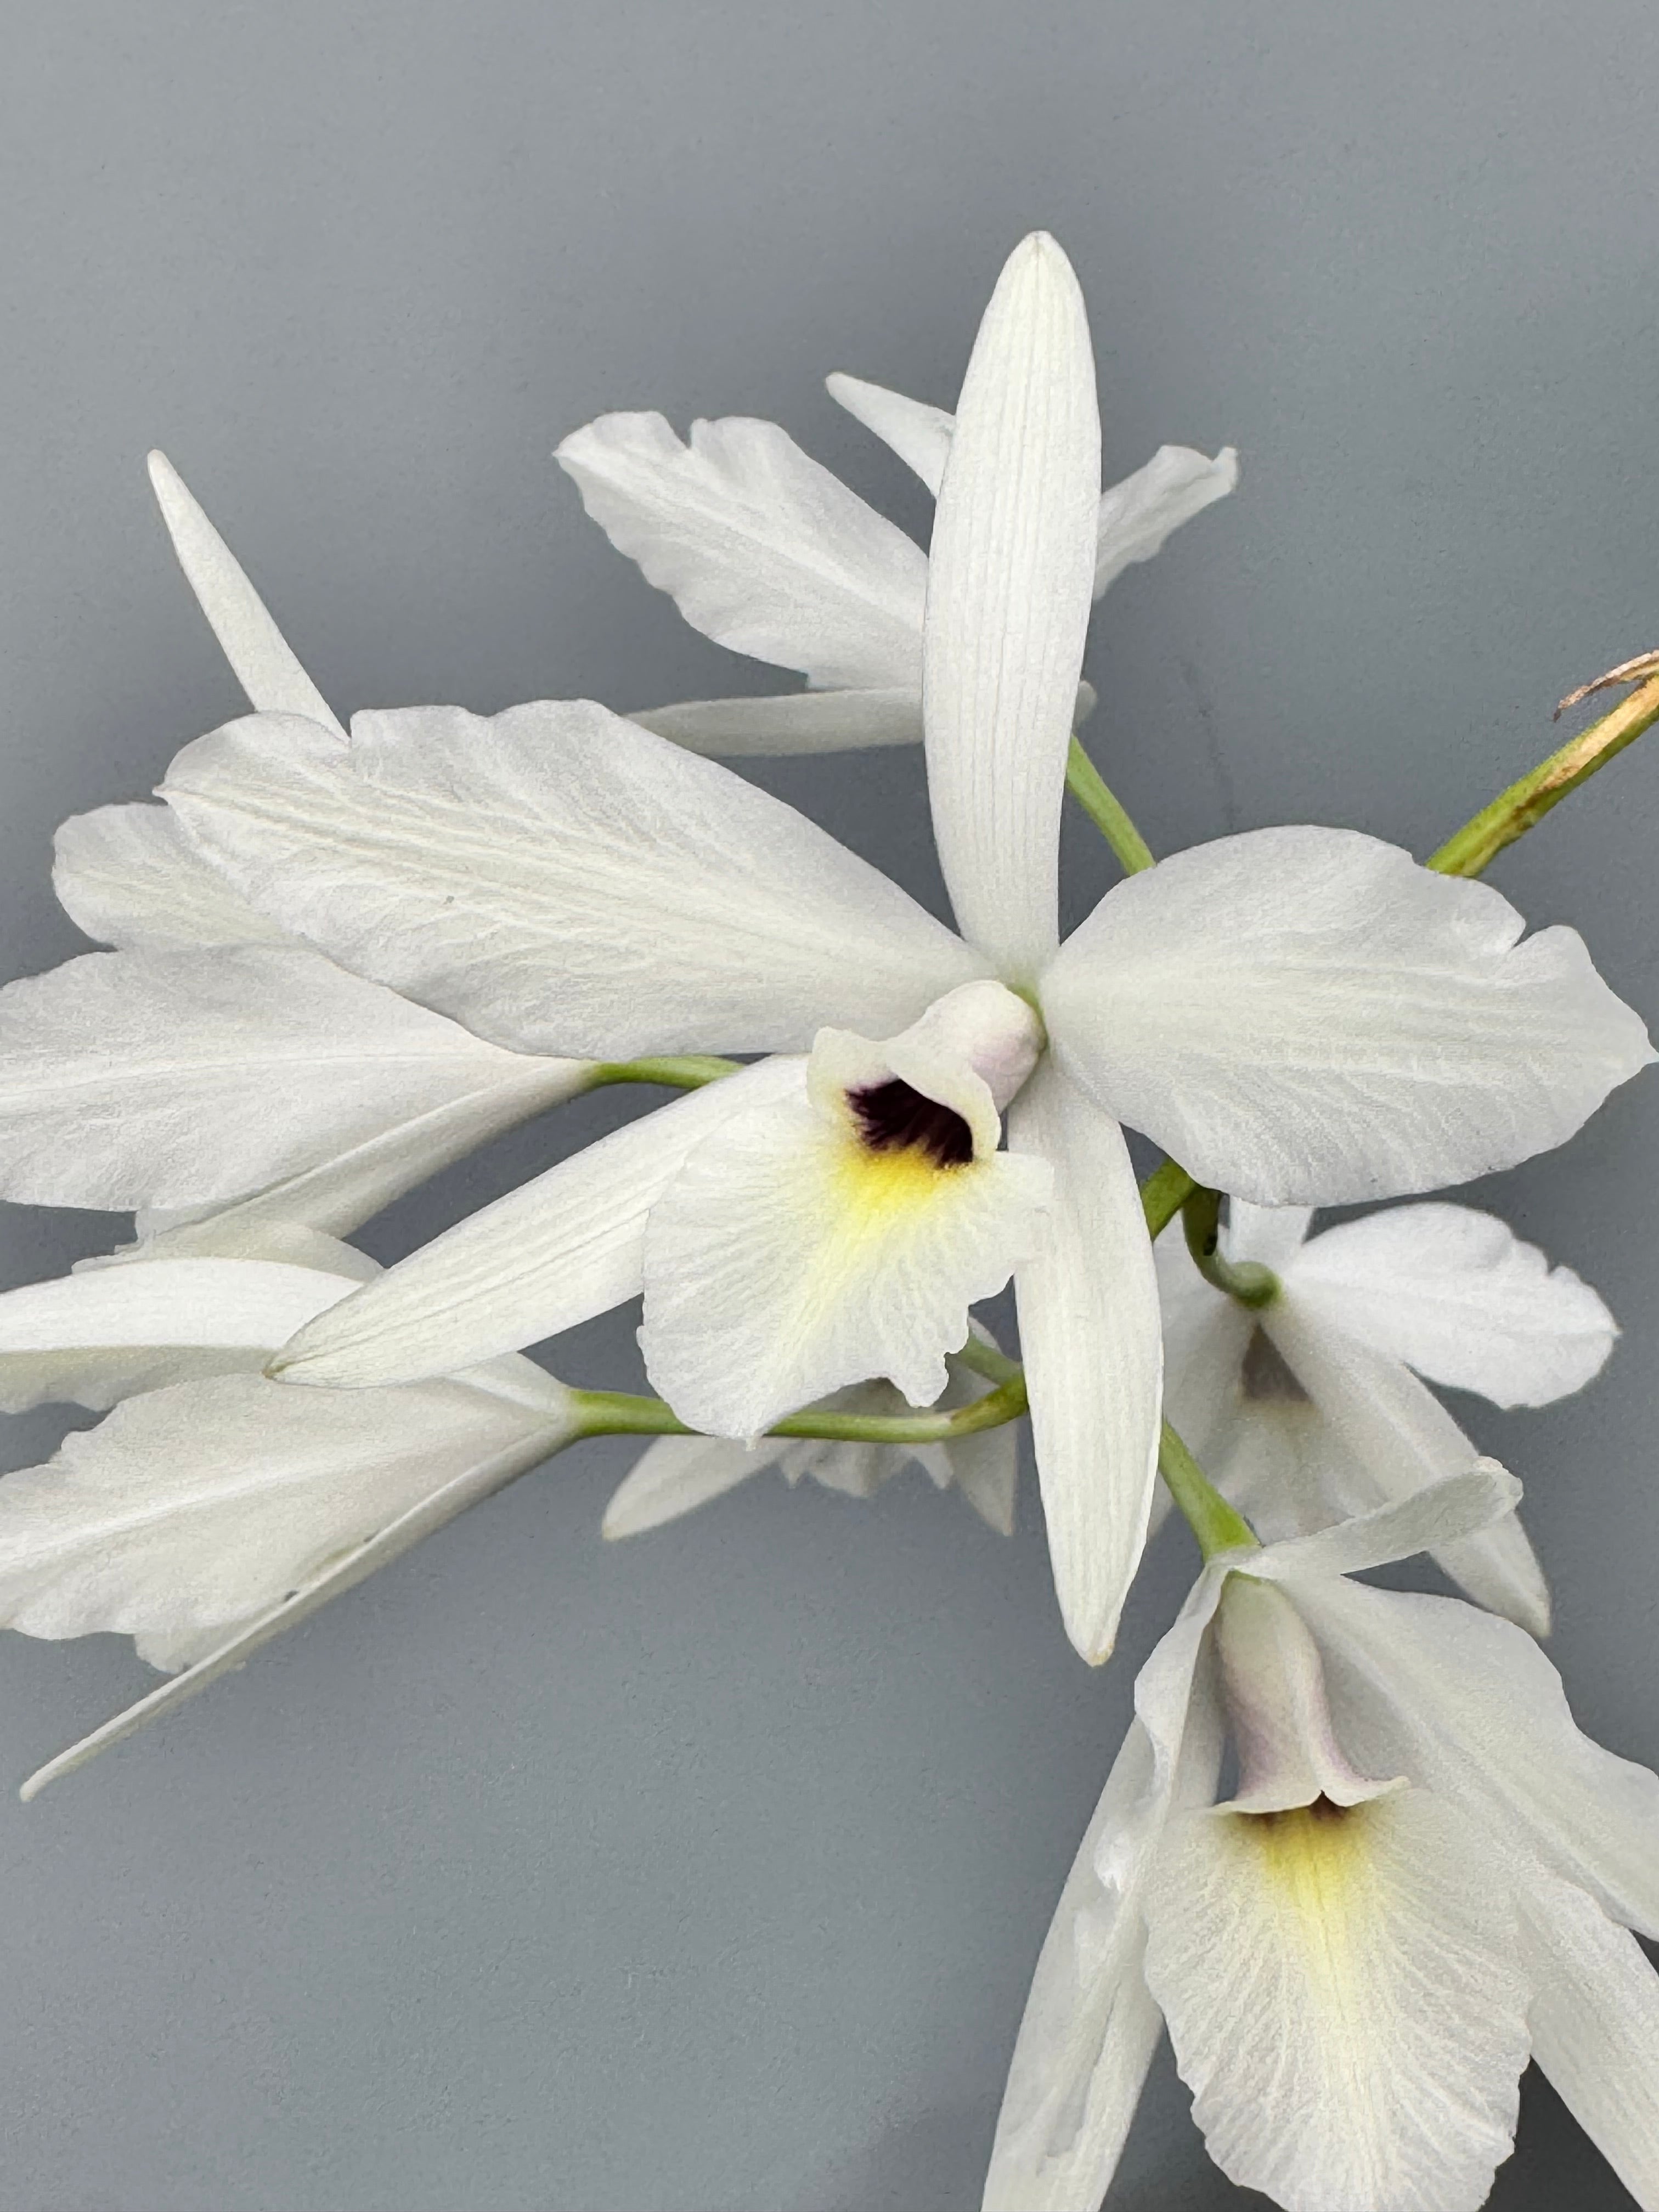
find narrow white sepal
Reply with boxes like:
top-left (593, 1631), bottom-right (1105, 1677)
top-left (147, 452), bottom-right (346, 738)
top-left (923, 232), bottom-right (1101, 980)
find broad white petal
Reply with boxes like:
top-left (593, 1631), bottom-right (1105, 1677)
top-left (632, 686), bottom-right (923, 754)
top-left (1265, 1294), bottom-right (1550, 1633)
top-left (275, 1058), bottom-right (806, 1388)
top-left (1142, 1787), bottom-right (1528, 2212)
top-left (1297, 1577), bottom-right (1659, 1937)
top-left (924, 233), bottom-right (1101, 981)
top-left (984, 1581), bottom-right (1225, 2211)
top-left (19, 1367), bottom-right (573, 1797)
top-left (1524, 1873), bottom-right (1659, 2206)
top-left (1289, 1201), bottom-right (1617, 1408)
top-left (1008, 1060), bottom-right (1161, 1663)
top-left (147, 453), bottom-right (346, 737)
top-left (0, 1255), bottom-right (358, 1413)
top-left (54, 804), bottom-right (287, 951)
top-left (1092, 444), bottom-right (1239, 594)
top-left (640, 1081), bottom-right (1050, 1437)
top-left (555, 411), bottom-right (927, 689)
top-left (602, 1434), bottom-right (769, 1537)
top-left (163, 705), bottom-right (983, 1059)
top-left (825, 373), bottom-right (953, 495)
top-left (0, 945), bottom-right (589, 1212)
top-left (0, 1364), bottom-right (569, 1669)
top-left (941, 1418), bottom-right (1019, 1536)
top-left (1045, 825), bottom-right (1654, 1205)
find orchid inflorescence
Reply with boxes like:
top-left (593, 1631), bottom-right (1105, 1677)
top-left (3, 230), bottom-right (1658, 2210)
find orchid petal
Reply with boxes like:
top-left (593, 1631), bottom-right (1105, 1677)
top-left (0, 945), bottom-right (588, 1213)
top-left (603, 1433), bottom-right (769, 1538)
top-left (147, 452), bottom-right (346, 738)
top-left (274, 1058), bottom-right (806, 1388)
top-left (1142, 1787), bottom-right (1527, 2212)
top-left (1524, 1874), bottom-right (1659, 2206)
top-left (1092, 444), bottom-right (1239, 594)
top-left (53, 804), bottom-right (288, 951)
top-left (983, 1581), bottom-right (1223, 2211)
top-left (1264, 1295), bottom-right (1550, 1633)
top-left (0, 1364), bottom-right (571, 1672)
top-left (1008, 1060), bottom-right (1161, 1663)
top-left (632, 686), bottom-right (923, 754)
top-left (1295, 1577), bottom-right (1659, 1937)
top-left (1044, 825), bottom-right (1654, 1205)
top-left (18, 1365), bottom-right (573, 1797)
top-left (0, 1255), bottom-right (358, 1413)
top-left (1288, 1201), bottom-right (1617, 1408)
top-left (163, 704), bottom-right (984, 1059)
top-left (923, 232), bottom-right (1101, 979)
top-left (555, 411), bottom-right (927, 689)
top-left (1250, 1460), bottom-right (1523, 1583)
top-left (1221, 1199), bottom-right (1314, 1274)
top-left (828, 376), bottom-right (1238, 597)
top-left (825, 373), bottom-right (953, 495)
top-left (640, 1077), bottom-right (1050, 1438)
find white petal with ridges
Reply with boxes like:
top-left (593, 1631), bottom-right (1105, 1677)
top-left (829, 375), bottom-right (1238, 597)
top-left (1007, 1060), bottom-right (1161, 1664)
top-left (275, 1058), bottom-right (806, 1388)
top-left (826, 373), bottom-right (954, 495)
top-left (147, 452), bottom-right (346, 737)
top-left (164, 704), bottom-right (983, 1059)
top-left (1251, 1460), bottom-right (1523, 1583)
top-left (54, 804), bottom-right (288, 951)
top-left (0, 944), bottom-right (589, 1212)
top-left (984, 1581), bottom-right (1224, 2211)
top-left (640, 1080), bottom-right (1049, 1437)
top-left (1143, 1787), bottom-right (1527, 2212)
top-left (1044, 825), bottom-right (1654, 1204)
top-left (633, 687), bottom-right (924, 754)
top-left (1263, 1295), bottom-right (1550, 1633)
top-left (924, 233), bottom-right (1101, 980)
top-left (0, 1365), bottom-right (571, 1673)
top-left (1092, 444), bottom-right (1239, 592)
top-left (1288, 1201), bottom-right (1616, 1407)
top-left (1524, 1873), bottom-right (1659, 2207)
top-left (0, 1255), bottom-right (357, 1413)
top-left (1296, 1577), bottom-right (1659, 1936)
top-left (555, 411), bottom-right (927, 689)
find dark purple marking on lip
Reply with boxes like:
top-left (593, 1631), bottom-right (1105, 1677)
top-left (848, 1079), bottom-right (974, 1169)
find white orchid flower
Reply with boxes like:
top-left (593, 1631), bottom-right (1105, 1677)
top-left (0, 1221), bottom-right (578, 1793)
top-left (556, 349), bottom-right (1234, 757)
top-left (984, 1465), bottom-right (1659, 2212)
top-left (2, 454), bottom-right (595, 1241)
top-left (603, 1327), bottom-right (1018, 1539)
top-left (151, 234), bottom-right (1650, 1663)
top-left (1155, 1197), bottom-right (1617, 1635)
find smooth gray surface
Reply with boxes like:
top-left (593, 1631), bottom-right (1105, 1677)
top-left (1, 3), bottom-right (1657, 2207)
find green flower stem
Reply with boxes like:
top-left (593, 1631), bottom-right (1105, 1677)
top-left (1159, 1420), bottom-right (1259, 1560)
top-left (569, 1370), bottom-right (1029, 1449)
top-left (1066, 736), bottom-right (1156, 873)
top-left (1429, 663), bottom-right (1659, 879)
top-left (1181, 1186), bottom-right (1279, 1308)
top-left (588, 1056), bottom-right (743, 1091)
top-left (952, 1333), bottom-right (1025, 1386)
top-left (1141, 1158), bottom-right (1197, 1239)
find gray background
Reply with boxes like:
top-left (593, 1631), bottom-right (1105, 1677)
top-left (1, 2), bottom-right (1657, 2205)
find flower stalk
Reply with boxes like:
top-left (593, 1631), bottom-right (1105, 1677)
top-left (571, 1372), bottom-right (1029, 1448)
top-left (1065, 735), bottom-right (1156, 873)
top-left (1429, 661), bottom-right (1659, 878)
top-left (1181, 1184), bottom-right (1279, 1307)
top-left (1157, 1419), bottom-right (1259, 1559)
